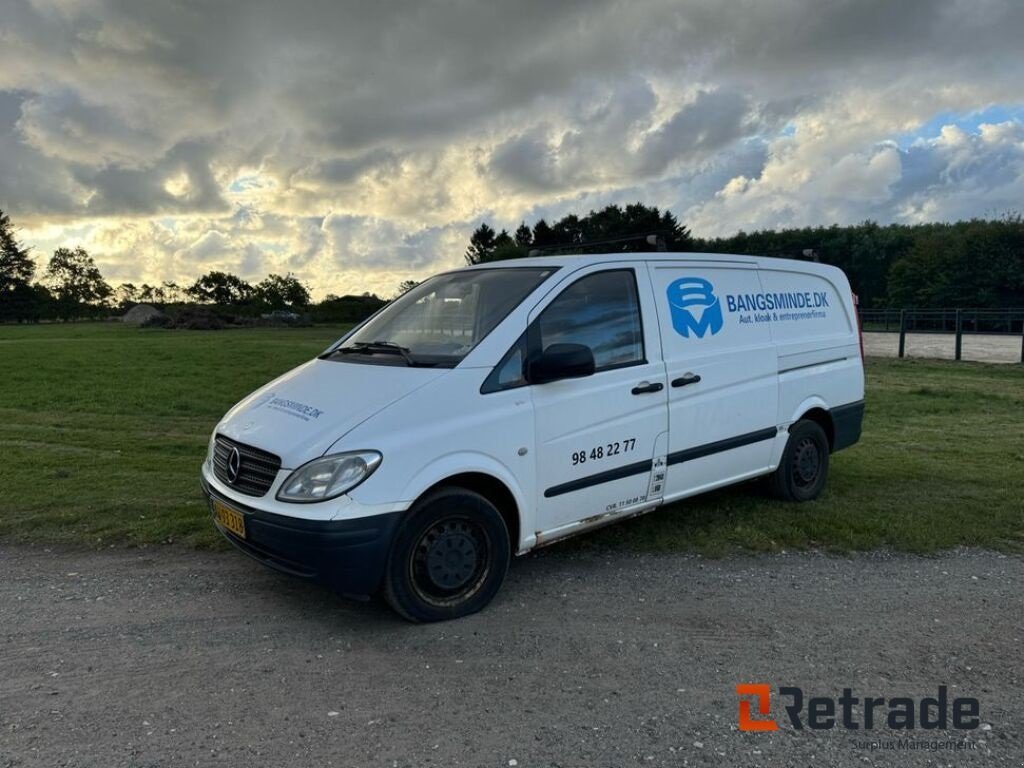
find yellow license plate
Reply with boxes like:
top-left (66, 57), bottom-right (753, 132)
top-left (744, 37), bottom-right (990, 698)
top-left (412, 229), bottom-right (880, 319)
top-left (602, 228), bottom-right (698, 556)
top-left (213, 499), bottom-right (246, 539)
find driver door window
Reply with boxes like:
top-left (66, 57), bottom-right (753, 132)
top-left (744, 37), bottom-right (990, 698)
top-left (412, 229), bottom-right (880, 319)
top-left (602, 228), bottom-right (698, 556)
top-left (533, 269), bottom-right (645, 370)
top-left (482, 269), bottom-right (646, 394)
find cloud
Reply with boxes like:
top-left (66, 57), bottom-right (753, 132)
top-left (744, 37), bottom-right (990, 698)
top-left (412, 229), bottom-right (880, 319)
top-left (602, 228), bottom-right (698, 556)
top-left (0, 0), bottom-right (1022, 295)
top-left (684, 113), bottom-right (1024, 237)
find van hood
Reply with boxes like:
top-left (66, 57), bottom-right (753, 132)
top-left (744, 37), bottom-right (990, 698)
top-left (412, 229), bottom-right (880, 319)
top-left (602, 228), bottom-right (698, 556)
top-left (216, 359), bottom-right (448, 468)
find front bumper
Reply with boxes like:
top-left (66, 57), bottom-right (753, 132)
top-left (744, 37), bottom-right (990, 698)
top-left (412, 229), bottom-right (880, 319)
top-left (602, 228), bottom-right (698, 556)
top-left (201, 477), bottom-right (402, 597)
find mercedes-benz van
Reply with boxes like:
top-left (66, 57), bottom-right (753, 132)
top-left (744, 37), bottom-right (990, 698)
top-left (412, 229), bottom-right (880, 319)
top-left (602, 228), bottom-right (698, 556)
top-left (201, 252), bottom-right (864, 621)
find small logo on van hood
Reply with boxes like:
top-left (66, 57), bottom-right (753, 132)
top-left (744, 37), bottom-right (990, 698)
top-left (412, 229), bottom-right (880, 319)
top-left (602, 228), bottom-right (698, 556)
top-left (667, 277), bottom-right (724, 338)
top-left (247, 390), bottom-right (325, 422)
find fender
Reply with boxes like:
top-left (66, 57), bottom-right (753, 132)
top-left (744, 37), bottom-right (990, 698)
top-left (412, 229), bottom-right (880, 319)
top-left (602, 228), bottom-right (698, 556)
top-left (770, 394), bottom-right (831, 467)
top-left (396, 451), bottom-right (535, 553)
top-left (787, 394), bottom-right (831, 428)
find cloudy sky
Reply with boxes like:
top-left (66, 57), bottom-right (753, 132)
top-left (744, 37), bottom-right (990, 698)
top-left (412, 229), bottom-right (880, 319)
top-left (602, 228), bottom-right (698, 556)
top-left (2, 0), bottom-right (1023, 298)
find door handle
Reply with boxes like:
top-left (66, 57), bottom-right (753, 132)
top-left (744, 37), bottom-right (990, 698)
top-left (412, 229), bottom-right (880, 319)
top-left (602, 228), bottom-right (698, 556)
top-left (671, 373), bottom-right (702, 388)
top-left (631, 381), bottom-right (664, 395)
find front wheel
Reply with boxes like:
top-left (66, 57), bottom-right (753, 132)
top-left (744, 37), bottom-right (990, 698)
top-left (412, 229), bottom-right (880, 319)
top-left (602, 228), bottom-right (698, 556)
top-left (383, 487), bottom-right (510, 622)
top-left (771, 420), bottom-right (830, 502)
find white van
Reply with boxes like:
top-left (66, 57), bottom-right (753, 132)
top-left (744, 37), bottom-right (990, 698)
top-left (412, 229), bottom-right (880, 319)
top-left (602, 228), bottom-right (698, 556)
top-left (201, 253), bottom-right (864, 621)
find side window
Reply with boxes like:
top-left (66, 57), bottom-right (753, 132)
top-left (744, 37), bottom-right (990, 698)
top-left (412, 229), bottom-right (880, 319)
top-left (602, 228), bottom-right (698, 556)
top-left (480, 270), bottom-right (645, 394)
top-left (535, 269), bottom-right (645, 370)
top-left (490, 333), bottom-right (527, 389)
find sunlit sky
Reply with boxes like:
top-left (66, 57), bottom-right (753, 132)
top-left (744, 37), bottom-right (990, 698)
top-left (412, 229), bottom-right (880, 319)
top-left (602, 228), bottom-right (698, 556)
top-left (2, 0), bottom-right (1023, 299)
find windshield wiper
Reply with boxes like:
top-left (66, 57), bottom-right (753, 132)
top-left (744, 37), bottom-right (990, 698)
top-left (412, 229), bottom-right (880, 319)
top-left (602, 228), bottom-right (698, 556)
top-left (323, 340), bottom-right (432, 367)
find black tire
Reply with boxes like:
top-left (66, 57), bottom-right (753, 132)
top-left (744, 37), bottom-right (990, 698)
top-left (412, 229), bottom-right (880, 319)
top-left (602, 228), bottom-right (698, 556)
top-left (383, 487), bottom-right (510, 622)
top-left (771, 420), bottom-right (830, 502)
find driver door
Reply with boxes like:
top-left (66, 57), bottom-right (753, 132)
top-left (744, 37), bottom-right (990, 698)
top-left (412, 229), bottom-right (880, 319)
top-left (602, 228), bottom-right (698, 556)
top-left (529, 264), bottom-right (668, 538)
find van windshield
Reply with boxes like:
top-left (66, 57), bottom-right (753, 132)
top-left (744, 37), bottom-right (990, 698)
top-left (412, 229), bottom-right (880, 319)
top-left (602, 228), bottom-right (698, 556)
top-left (326, 267), bottom-right (557, 367)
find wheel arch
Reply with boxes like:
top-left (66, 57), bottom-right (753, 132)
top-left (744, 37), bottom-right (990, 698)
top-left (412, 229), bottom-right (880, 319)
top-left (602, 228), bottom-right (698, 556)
top-left (790, 397), bottom-right (835, 451)
top-left (399, 454), bottom-right (529, 553)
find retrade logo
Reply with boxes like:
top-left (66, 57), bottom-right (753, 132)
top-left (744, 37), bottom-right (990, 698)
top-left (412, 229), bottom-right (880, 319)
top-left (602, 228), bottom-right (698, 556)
top-left (735, 684), bottom-right (980, 732)
top-left (736, 684), bottom-right (779, 731)
top-left (666, 277), bottom-right (724, 338)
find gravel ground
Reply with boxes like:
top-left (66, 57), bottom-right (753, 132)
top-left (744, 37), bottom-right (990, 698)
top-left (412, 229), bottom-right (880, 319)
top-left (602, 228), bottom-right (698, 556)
top-left (2, 545), bottom-right (1021, 767)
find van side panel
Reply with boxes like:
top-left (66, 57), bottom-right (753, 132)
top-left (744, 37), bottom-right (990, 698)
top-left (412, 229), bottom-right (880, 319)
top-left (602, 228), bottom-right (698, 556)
top-left (757, 262), bottom-right (865, 455)
top-left (648, 262), bottom-right (779, 501)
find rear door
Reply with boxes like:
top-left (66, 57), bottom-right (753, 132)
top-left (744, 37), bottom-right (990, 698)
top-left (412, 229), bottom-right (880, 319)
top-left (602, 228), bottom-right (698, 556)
top-left (647, 261), bottom-right (779, 499)
top-left (527, 264), bottom-right (669, 536)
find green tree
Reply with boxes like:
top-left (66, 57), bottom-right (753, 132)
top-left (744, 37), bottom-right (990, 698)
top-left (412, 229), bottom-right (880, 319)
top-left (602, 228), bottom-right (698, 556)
top-left (887, 218), bottom-right (1024, 307)
top-left (0, 282), bottom-right (48, 323)
top-left (532, 219), bottom-right (556, 247)
top-left (0, 209), bottom-right (35, 293)
top-left (115, 282), bottom-right (140, 311)
top-left (161, 281), bottom-right (184, 303)
top-left (464, 211), bottom-right (1024, 309)
top-left (468, 204), bottom-right (693, 261)
top-left (514, 222), bottom-right (533, 248)
top-left (138, 284), bottom-right (159, 303)
top-left (256, 273), bottom-right (311, 308)
top-left (45, 247), bottom-right (112, 319)
top-left (551, 214), bottom-right (583, 246)
top-left (465, 223), bottom-right (497, 265)
top-left (396, 279), bottom-right (420, 296)
top-left (572, 203), bottom-right (692, 251)
top-left (187, 271), bottom-right (255, 305)
top-left (491, 228), bottom-right (528, 262)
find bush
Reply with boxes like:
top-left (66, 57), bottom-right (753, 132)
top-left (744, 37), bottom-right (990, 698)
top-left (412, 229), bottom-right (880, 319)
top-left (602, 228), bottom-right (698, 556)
top-left (311, 294), bottom-right (386, 324)
top-left (140, 314), bottom-right (172, 328)
top-left (168, 307), bottom-right (225, 330)
top-left (260, 313), bottom-right (312, 327)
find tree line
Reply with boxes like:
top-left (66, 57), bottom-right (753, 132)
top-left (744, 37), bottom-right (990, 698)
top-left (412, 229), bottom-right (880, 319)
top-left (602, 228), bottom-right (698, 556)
top-left (466, 204), bottom-right (1024, 309)
top-left (0, 209), bottom-right (387, 324)
top-left (4, 204), bottom-right (1024, 324)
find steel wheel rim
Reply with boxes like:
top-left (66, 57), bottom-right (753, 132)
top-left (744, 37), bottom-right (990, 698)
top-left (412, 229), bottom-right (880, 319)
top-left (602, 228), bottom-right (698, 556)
top-left (792, 437), bottom-right (821, 488)
top-left (410, 517), bottom-right (491, 606)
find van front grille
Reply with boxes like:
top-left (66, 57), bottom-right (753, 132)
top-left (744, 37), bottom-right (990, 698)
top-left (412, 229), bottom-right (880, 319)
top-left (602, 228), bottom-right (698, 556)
top-left (212, 435), bottom-right (282, 497)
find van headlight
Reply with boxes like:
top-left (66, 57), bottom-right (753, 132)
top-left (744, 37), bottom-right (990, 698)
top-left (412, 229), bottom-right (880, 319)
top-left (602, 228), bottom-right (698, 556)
top-left (276, 451), bottom-right (382, 503)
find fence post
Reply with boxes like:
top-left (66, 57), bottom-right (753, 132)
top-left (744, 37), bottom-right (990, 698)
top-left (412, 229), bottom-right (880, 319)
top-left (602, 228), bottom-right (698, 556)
top-left (955, 308), bottom-right (963, 361)
top-left (1020, 321), bottom-right (1024, 364)
top-left (898, 309), bottom-right (907, 358)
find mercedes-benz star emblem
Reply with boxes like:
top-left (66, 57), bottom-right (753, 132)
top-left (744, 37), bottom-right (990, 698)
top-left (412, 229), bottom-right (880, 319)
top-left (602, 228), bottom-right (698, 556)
top-left (226, 446), bottom-right (241, 484)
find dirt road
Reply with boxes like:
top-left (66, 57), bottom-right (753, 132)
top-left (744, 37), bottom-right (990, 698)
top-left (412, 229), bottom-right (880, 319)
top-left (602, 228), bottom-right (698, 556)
top-left (864, 331), bottom-right (1023, 363)
top-left (2, 545), bottom-right (1021, 767)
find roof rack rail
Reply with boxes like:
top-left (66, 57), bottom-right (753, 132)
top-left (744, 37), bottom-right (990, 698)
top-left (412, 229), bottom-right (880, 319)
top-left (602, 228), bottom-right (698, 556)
top-left (527, 231), bottom-right (668, 258)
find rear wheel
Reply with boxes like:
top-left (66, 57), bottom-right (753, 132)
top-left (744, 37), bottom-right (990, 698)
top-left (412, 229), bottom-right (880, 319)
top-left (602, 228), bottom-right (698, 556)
top-left (771, 419), bottom-right (830, 502)
top-left (383, 487), bottom-right (510, 622)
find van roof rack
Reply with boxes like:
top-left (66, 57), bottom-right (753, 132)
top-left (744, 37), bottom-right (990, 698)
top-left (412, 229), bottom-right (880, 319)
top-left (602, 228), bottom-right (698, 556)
top-left (527, 231), bottom-right (668, 258)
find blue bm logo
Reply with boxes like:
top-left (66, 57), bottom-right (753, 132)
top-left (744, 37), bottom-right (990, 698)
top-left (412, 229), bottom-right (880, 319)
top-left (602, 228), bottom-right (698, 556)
top-left (666, 277), bottom-right (724, 338)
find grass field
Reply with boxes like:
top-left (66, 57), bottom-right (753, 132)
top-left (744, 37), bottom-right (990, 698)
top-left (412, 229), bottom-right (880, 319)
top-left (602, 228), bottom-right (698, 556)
top-left (1, 322), bottom-right (1021, 554)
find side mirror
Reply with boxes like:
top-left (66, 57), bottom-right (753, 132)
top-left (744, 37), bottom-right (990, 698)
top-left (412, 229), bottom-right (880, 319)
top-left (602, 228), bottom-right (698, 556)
top-left (527, 343), bottom-right (595, 384)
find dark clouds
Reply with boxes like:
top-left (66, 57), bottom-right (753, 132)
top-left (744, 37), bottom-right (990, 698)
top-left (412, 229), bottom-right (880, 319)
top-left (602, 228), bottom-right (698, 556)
top-left (489, 87), bottom-right (756, 190)
top-left (0, 0), bottom-right (1022, 294)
